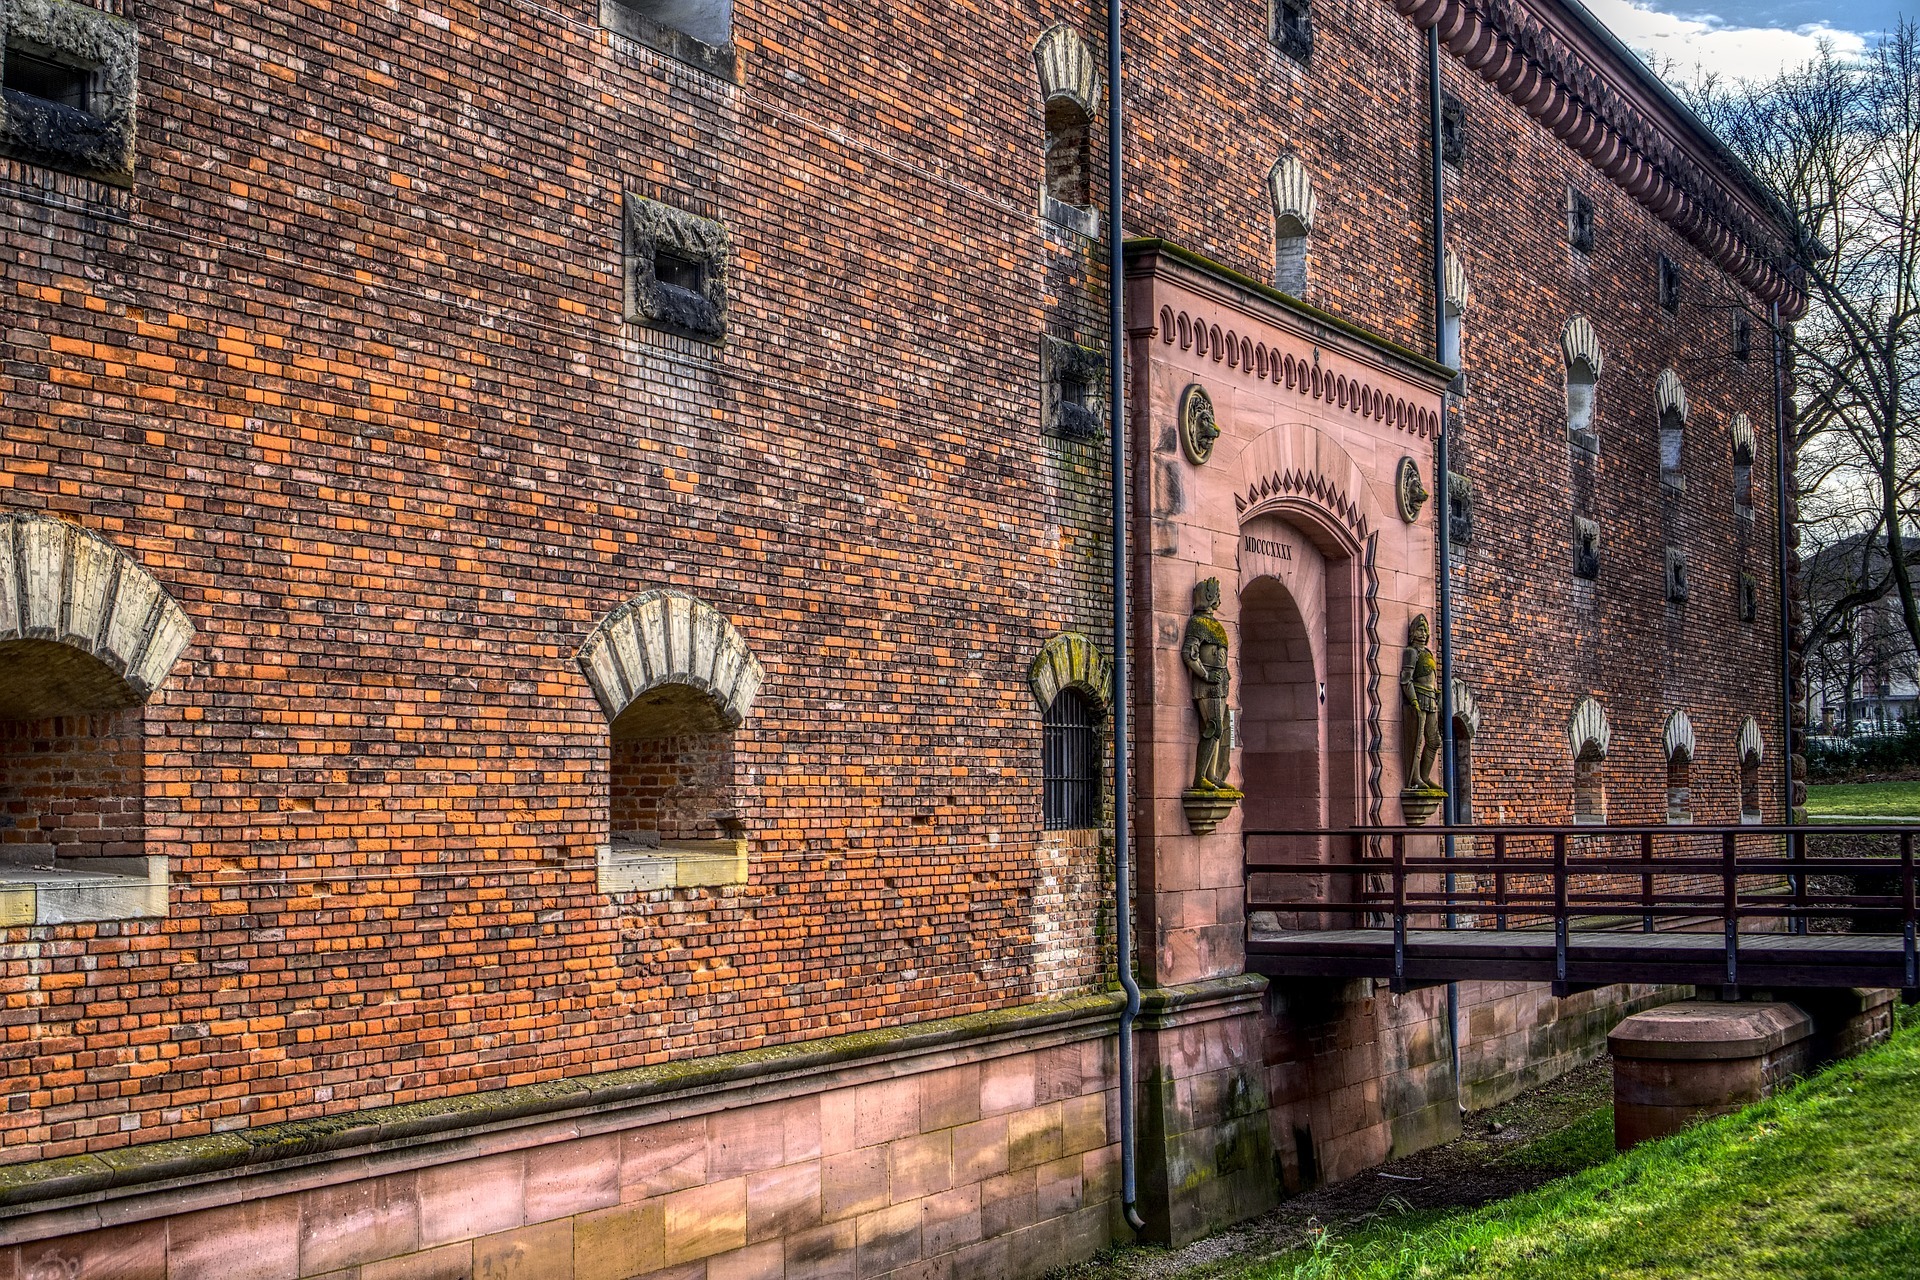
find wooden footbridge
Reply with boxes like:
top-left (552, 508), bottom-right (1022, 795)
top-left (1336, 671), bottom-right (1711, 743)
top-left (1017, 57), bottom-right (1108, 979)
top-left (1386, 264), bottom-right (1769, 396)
top-left (1243, 824), bottom-right (1920, 996)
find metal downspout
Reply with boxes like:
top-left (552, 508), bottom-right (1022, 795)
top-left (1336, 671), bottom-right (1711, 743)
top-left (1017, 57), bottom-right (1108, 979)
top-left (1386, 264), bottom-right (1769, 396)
top-left (1428, 24), bottom-right (1465, 1109)
top-left (1108, 0), bottom-right (1147, 1236)
top-left (1772, 302), bottom-right (1800, 873)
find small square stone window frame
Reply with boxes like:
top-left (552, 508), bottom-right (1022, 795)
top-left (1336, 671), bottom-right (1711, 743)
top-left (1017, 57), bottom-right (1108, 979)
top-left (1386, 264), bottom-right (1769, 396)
top-left (599, 0), bottom-right (736, 78)
top-left (1567, 187), bottom-right (1595, 254)
top-left (1666, 547), bottom-right (1690, 602)
top-left (0, 0), bottom-right (138, 185)
top-left (1270, 0), bottom-right (1313, 64)
top-left (1573, 517), bottom-right (1601, 581)
top-left (1440, 93), bottom-right (1466, 169)
top-left (1658, 254), bottom-right (1682, 313)
top-left (624, 194), bottom-right (730, 344)
top-left (1041, 335), bottom-right (1107, 442)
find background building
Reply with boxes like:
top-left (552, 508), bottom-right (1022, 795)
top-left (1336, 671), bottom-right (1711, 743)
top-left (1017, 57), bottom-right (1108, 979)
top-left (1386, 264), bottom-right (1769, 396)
top-left (0, 0), bottom-right (1800, 1271)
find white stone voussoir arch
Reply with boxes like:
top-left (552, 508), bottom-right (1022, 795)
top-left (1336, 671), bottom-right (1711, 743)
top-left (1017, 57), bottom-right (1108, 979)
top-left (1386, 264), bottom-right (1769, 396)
top-left (1561, 315), bottom-right (1604, 377)
top-left (1269, 155), bottom-right (1317, 234)
top-left (1029, 632), bottom-right (1113, 716)
top-left (1444, 249), bottom-right (1470, 316)
top-left (1656, 368), bottom-right (1690, 422)
top-left (577, 588), bottom-right (764, 734)
top-left (1730, 411), bottom-right (1756, 461)
top-left (1739, 716), bottom-right (1764, 768)
top-left (1569, 695), bottom-right (1610, 760)
top-left (1451, 678), bottom-right (1481, 738)
top-left (1033, 24), bottom-right (1101, 118)
top-left (1662, 709), bottom-right (1695, 764)
top-left (0, 509), bottom-right (195, 719)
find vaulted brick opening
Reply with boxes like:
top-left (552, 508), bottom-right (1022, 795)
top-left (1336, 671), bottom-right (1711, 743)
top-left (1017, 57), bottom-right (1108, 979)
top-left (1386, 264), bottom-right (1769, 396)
top-left (1573, 748), bottom-right (1606, 824)
top-left (0, 709), bottom-right (144, 864)
top-left (1274, 214), bottom-right (1309, 298)
top-left (1740, 753), bottom-right (1762, 823)
top-left (1665, 752), bottom-right (1692, 823)
top-left (1044, 98), bottom-right (1092, 210)
top-left (1451, 714), bottom-right (1475, 824)
top-left (609, 684), bottom-right (740, 849)
top-left (1567, 359), bottom-right (1598, 450)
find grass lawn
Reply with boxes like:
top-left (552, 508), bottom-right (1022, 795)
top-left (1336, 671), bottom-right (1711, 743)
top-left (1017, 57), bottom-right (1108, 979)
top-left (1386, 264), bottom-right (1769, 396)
top-left (1237, 1005), bottom-right (1920, 1279)
top-left (1805, 780), bottom-right (1920, 819)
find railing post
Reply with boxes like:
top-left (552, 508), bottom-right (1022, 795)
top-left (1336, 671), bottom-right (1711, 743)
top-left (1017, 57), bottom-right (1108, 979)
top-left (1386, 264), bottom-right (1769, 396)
top-left (1903, 831), bottom-right (1916, 992)
top-left (1640, 829), bottom-right (1654, 933)
top-left (1493, 832), bottom-right (1508, 932)
top-left (1723, 830), bottom-right (1739, 996)
top-left (1553, 832), bottom-right (1568, 986)
top-left (1392, 833), bottom-right (1407, 986)
top-left (1791, 827), bottom-right (1808, 937)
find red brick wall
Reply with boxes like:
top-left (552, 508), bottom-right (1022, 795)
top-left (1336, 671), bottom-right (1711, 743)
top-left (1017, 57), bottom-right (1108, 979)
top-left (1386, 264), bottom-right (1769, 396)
top-left (0, 712), bottom-right (144, 862)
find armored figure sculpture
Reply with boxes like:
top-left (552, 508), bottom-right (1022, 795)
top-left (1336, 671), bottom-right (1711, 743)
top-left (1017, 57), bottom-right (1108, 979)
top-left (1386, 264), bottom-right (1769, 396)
top-left (1400, 613), bottom-right (1443, 793)
top-left (1182, 577), bottom-right (1232, 791)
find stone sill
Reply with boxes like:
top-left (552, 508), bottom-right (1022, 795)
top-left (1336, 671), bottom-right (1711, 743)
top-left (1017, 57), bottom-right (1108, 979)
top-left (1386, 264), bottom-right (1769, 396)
top-left (1040, 190), bottom-right (1101, 241)
top-left (0, 855), bottom-right (167, 926)
top-left (598, 839), bottom-right (748, 892)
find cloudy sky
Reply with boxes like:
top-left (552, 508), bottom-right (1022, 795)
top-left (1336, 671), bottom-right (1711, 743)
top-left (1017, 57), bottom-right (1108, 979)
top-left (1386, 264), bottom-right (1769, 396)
top-left (1582, 0), bottom-right (1900, 82)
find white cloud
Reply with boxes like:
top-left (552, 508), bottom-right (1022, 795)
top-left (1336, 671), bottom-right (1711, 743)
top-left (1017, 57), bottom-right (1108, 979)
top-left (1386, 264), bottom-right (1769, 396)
top-left (1583, 0), bottom-right (1871, 83)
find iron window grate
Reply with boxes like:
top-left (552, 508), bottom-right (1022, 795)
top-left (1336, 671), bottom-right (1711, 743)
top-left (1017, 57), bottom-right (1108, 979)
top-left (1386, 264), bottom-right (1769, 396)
top-left (1043, 690), bottom-right (1101, 830)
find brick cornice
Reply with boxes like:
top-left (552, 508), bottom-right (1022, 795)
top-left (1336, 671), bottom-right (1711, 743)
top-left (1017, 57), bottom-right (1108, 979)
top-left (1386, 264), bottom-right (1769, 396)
top-left (1402, 0), bottom-right (1807, 318)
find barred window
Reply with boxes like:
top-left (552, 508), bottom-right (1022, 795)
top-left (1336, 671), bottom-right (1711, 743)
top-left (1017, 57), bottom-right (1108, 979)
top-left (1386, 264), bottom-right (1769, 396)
top-left (1042, 689), bottom-right (1101, 830)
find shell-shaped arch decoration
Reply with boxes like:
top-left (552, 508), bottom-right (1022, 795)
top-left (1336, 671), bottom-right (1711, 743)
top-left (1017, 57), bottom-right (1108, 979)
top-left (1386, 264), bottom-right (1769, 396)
top-left (1656, 368), bottom-right (1690, 422)
top-left (1028, 631), bottom-right (1113, 716)
top-left (1568, 695), bottom-right (1611, 761)
top-left (1730, 411), bottom-right (1755, 462)
top-left (1444, 249), bottom-right (1470, 316)
top-left (0, 509), bottom-right (195, 720)
top-left (1033, 24), bottom-right (1102, 119)
top-left (1662, 709), bottom-right (1696, 764)
top-left (1269, 155), bottom-right (1317, 233)
top-left (1561, 315), bottom-right (1604, 377)
top-left (1451, 678), bottom-right (1481, 739)
top-left (1738, 716), bottom-right (1764, 768)
top-left (577, 588), bottom-right (764, 735)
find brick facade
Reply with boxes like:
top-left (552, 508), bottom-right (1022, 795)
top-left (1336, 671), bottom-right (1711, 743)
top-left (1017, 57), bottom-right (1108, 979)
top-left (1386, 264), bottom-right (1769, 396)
top-left (0, 0), bottom-right (1800, 1268)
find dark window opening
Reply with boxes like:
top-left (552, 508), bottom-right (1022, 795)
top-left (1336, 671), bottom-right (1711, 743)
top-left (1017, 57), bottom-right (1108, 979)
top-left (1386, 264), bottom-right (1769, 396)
top-left (1740, 754), bottom-right (1762, 820)
top-left (1567, 188), bottom-right (1594, 254)
top-left (1660, 408), bottom-right (1685, 488)
top-left (1450, 721), bottom-right (1474, 824)
top-left (1043, 689), bottom-right (1101, 830)
top-left (1447, 472), bottom-right (1473, 547)
top-left (1271, 0), bottom-right (1313, 63)
top-left (1666, 753), bottom-right (1692, 823)
top-left (1044, 100), bottom-right (1092, 210)
top-left (654, 249), bottom-right (705, 294)
top-left (1574, 519), bottom-right (1600, 580)
top-left (1739, 573), bottom-right (1759, 623)
top-left (1658, 255), bottom-right (1681, 312)
top-left (1734, 442), bottom-right (1754, 513)
top-left (1573, 749), bottom-right (1605, 824)
top-left (1733, 312), bottom-right (1752, 362)
top-left (614, 0), bottom-right (731, 48)
top-left (1440, 93), bottom-right (1465, 168)
top-left (4, 48), bottom-right (92, 112)
top-left (609, 684), bottom-right (740, 848)
top-left (1666, 549), bottom-right (1689, 602)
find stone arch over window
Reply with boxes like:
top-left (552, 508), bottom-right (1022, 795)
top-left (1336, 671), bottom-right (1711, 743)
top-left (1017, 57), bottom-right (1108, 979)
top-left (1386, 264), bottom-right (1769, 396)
top-left (1657, 368), bottom-right (1690, 489)
top-left (1730, 412), bottom-right (1756, 515)
top-left (1450, 678), bottom-right (1480, 824)
top-left (1568, 695), bottom-right (1610, 825)
top-left (1442, 249), bottom-right (1469, 371)
top-left (1662, 710), bottom-right (1695, 823)
top-left (1027, 631), bottom-right (1114, 715)
top-left (576, 588), bottom-right (764, 891)
top-left (1030, 632), bottom-right (1112, 831)
top-left (1034, 24), bottom-right (1101, 229)
top-left (1562, 316), bottom-right (1603, 452)
top-left (1738, 716), bottom-right (1764, 823)
top-left (0, 510), bottom-right (192, 920)
top-left (1269, 155), bottom-right (1317, 298)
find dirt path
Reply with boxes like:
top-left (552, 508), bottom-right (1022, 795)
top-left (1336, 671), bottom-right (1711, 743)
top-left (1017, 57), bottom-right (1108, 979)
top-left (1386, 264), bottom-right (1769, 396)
top-left (1051, 1056), bottom-right (1615, 1280)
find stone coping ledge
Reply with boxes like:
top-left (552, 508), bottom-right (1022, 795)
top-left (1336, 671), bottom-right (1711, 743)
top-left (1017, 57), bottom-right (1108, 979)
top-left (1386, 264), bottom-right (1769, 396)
top-left (0, 855), bottom-right (166, 926)
top-left (0, 986), bottom-right (1129, 1216)
top-left (1609, 999), bottom-right (1813, 1061)
top-left (1136, 972), bottom-right (1268, 1031)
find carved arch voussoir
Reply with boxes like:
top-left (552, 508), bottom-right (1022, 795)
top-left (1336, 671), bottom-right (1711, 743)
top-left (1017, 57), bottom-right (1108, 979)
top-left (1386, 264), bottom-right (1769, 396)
top-left (1451, 678), bottom-right (1481, 739)
top-left (1730, 411), bottom-right (1756, 460)
top-left (1444, 249), bottom-right (1470, 315)
top-left (0, 509), bottom-right (196, 714)
top-left (1561, 315), bottom-right (1603, 377)
top-left (1269, 155), bottom-right (1318, 233)
top-left (577, 588), bottom-right (764, 731)
top-left (1569, 695), bottom-right (1611, 760)
top-left (1663, 709), bottom-right (1696, 763)
top-left (1033, 24), bottom-right (1102, 118)
top-left (1739, 716), bottom-right (1764, 767)
top-left (1028, 631), bottom-right (1114, 716)
top-left (1656, 368), bottom-right (1690, 422)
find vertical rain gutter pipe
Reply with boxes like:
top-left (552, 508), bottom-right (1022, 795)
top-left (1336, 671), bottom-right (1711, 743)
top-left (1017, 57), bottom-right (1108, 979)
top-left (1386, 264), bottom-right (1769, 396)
top-left (1427, 23), bottom-right (1465, 1109)
top-left (1771, 302), bottom-right (1798, 849)
top-left (1108, 0), bottom-right (1147, 1237)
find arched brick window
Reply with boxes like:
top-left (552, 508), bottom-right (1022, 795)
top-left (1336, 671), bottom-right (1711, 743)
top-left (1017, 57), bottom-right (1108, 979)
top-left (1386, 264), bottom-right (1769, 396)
top-left (1442, 249), bottom-right (1469, 372)
top-left (1663, 710), bottom-right (1695, 824)
top-left (0, 510), bottom-right (192, 922)
top-left (1569, 696), bottom-right (1610, 825)
top-left (1029, 632), bottom-right (1113, 831)
top-left (1657, 368), bottom-right (1689, 489)
top-left (1739, 717), bottom-right (1764, 824)
top-left (1450, 679), bottom-right (1481, 824)
top-left (1269, 156), bottom-right (1316, 298)
top-left (1034, 25), bottom-right (1101, 231)
top-left (577, 588), bottom-right (764, 891)
top-left (1562, 316), bottom-right (1603, 453)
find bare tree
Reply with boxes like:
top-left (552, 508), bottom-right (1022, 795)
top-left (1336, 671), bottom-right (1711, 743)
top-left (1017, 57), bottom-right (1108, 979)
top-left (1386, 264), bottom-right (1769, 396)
top-left (1687, 28), bottom-right (1920, 657)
